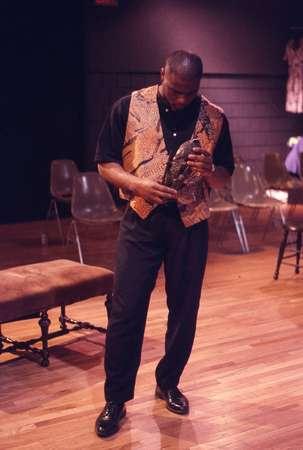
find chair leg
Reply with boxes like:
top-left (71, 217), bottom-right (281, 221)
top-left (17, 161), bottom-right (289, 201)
top-left (39, 310), bottom-right (51, 367)
top-left (238, 212), bottom-right (250, 253)
top-left (46, 198), bottom-right (64, 245)
top-left (72, 220), bottom-right (84, 264)
top-left (274, 228), bottom-right (288, 280)
top-left (232, 210), bottom-right (250, 253)
top-left (295, 231), bottom-right (302, 274)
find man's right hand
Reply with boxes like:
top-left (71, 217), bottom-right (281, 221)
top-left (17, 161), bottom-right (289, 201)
top-left (134, 178), bottom-right (177, 205)
top-left (98, 162), bottom-right (177, 205)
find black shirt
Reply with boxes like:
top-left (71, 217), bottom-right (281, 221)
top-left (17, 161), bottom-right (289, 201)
top-left (95, 91), bottom-right (234, 175)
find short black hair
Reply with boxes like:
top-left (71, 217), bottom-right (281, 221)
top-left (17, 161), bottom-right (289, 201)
top-left (165, 50), bottom-right (203, 80)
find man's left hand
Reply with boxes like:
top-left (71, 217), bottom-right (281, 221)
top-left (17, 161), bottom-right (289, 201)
top-left (187, 147), bottom-right (214, 177)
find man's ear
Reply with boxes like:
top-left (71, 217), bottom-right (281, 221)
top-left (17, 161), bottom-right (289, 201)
top-left (160, 67), bottom-right (165, 82)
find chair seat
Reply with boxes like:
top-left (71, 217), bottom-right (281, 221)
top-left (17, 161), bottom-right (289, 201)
top-left (209, 201), bottom-right (238, 212)
top-left (244, 198), bottom-right (281, 208)
top-left (73, 208), bottom-right (122, 224)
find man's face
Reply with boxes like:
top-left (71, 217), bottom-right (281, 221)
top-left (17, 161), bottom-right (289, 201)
top-left (159, 66), bottom-right (200, 111)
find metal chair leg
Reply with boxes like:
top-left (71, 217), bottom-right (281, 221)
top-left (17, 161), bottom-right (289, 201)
top-left (72, 220), bottom-right (84, 264)
top-left (46, 198), bottom-right (65, 244)
top-left (238, 212), bottom-right (250, 253)
top-left (232, 210), bottom-right (250, 253)
top-left (295, 231), bottom-right (302, 274)
top-left (274, 228), bottom-right (288, 280)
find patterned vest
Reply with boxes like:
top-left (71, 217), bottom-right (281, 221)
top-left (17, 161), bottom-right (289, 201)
top-left (121, 84), bottom-right (224, 227)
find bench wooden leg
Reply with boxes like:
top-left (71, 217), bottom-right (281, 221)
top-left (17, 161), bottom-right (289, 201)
top-left (59, 305), bottom-right (68, 333)
top-left (0, 324), bottom-right (3, 353)
top-left (39, 310), bottom-right (50, 367)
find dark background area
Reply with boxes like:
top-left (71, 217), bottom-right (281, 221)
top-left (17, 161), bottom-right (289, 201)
top-left (1, 0), bottom-right (302, 223)
top-left (1, 1), bottom-right (84, 223)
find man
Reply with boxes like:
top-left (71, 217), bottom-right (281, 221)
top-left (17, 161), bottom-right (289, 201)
top-left (94, 50), bottom-right (234, 438)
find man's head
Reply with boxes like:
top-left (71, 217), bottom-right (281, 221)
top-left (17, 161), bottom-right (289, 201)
top-left (159, 50), bottom-right (203, 111)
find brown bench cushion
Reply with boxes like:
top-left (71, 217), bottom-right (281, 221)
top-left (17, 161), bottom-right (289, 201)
top-left (0, 259), bottom-right (113, 323)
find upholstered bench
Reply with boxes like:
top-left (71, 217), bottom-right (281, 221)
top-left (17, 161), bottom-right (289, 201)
top-left (0, 259), bottom-right (113, 366)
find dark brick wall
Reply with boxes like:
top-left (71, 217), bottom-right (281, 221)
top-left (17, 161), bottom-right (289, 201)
top-left (85, 72), bottom-right (302, 172)
top-left (84, 0), bottom-right (303, 172)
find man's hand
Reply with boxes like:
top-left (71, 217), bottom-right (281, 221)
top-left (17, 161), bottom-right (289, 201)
top-left (99, 162), bottom-right (177, 205)
top-left (134, 178), bottom-right (177, 205)
top-left (187, 146), bottom-right (214, 177)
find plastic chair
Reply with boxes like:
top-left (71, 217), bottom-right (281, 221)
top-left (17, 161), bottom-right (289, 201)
top-left (68, 172), bottom-right (122, 263)
top-left (231, 162), bottom-right (282, 240)
top-left (46, 159), bottom-right (79, 243)
top-left (263, 152), bottom-right (302, 190)
top-left (209, 189), bottom-right (249, 253)
top-left (273, 188), bottom-right (303, 279)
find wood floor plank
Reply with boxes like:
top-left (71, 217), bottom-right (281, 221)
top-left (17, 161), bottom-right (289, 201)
top-left (1, 216), bottom-right (303, 449)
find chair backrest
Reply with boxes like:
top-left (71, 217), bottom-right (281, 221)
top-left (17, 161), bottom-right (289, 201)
top-left (263, 152), bottom-right (290, 189)
top-left (50, 159), bottom-right (79, 199)
top-left (232, 162), bottom-right (271, 204)
top-left (209, 188), bottom-right (223, 204)
top-left (71, 172), bottom-right (119, 222)
top-left (231, 163), bottom-right (254, 203)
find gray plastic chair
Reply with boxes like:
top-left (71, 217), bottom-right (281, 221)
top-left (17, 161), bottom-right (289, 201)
top-left (46, 159), bottom-right (79, 243)
top-left (263, 152), bottom-right (302, 190)
top-left (231, 162), bottom-right (282, 240)
top-left (68, 172), bottom-right (122, 263)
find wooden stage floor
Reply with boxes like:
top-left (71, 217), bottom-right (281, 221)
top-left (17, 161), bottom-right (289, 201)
top-left (1, 215), bottom-right (303, 449)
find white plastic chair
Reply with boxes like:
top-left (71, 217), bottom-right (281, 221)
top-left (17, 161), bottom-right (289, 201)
top-left (46, 159), bottom-right (79, 243)
top-left (231, 162), bottom-right (282, 240)
top-left (68, 172), bottom-right (122, 263)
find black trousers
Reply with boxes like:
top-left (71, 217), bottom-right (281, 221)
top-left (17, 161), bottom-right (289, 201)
top-left (104, 203), bottom-right (208, 403)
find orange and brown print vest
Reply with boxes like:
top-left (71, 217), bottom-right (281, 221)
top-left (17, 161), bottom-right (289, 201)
top-left (121, 84), bottom-right (224, 227)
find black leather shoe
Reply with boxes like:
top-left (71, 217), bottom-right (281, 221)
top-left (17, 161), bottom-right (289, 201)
top-left (95, 402), bottom-right (126, 438)
top-left (155, 386), bottom-right (189, 415)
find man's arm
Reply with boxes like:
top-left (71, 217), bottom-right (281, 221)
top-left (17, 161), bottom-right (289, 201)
top-left (186, 149), bottom-right (232, 188)
top-left (98, 162), bottom-right (177, 205)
